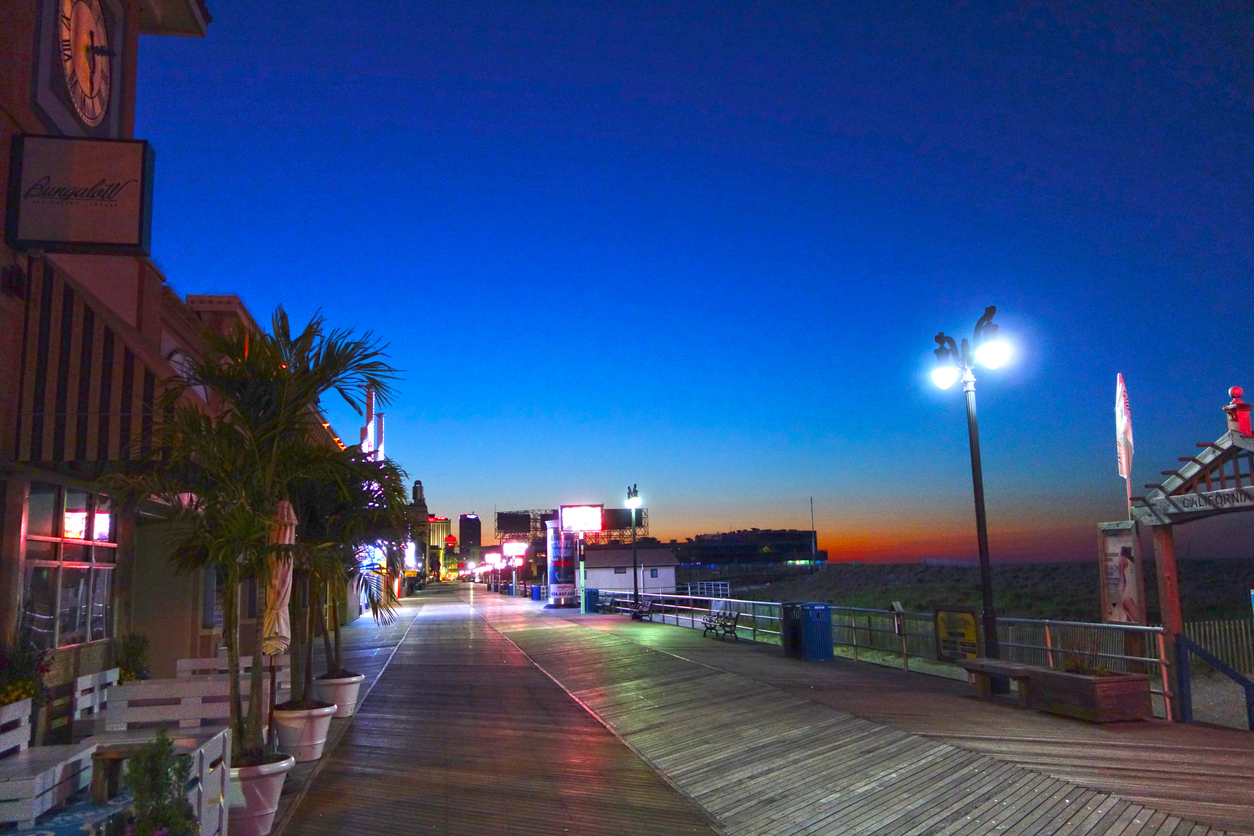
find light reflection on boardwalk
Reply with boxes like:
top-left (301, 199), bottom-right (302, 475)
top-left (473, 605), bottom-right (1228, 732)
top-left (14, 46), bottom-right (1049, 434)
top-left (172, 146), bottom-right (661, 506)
top-left (282, 585), bottom-right (719, 836)
top-left (472, 586), bottom-right (1254, 836)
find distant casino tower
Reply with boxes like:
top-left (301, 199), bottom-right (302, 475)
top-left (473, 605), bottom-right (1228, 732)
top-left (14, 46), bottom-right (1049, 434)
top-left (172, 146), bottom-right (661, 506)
top-left (459, 514), bottom-right (482, 553)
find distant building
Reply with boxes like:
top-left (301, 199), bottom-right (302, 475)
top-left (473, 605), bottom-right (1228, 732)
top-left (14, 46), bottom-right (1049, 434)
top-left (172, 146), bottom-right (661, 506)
top-left (582, 543), bottom-right (678, 595)
top-left (428, 515), bottom-right (452, 574)
top-left (459, 514), bottom-right (482, 552)
top-left (677, 529), bottom-right (826, 566)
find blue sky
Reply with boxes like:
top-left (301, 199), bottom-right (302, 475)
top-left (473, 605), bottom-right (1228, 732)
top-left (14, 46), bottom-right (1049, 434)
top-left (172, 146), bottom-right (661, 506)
top-left (135, 2), bottom-right (1254, 560)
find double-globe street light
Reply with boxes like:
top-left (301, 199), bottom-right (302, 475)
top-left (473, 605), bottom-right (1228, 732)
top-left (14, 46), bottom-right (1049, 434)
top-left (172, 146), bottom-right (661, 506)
top-left (626, 485), bottom-right (642, 605)
top-left (932, 306), bottom-right (1011, 663)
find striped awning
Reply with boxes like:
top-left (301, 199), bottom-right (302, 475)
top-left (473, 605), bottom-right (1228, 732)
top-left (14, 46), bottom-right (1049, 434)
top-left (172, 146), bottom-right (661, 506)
top-left (13, 257), bottom-right (167, 466)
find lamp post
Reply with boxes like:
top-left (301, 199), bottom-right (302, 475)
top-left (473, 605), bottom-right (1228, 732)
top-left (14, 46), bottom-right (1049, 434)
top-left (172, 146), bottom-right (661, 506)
top-left (503, 542), bottom-right (528, 597)
top-left (932, 306), bottom-right (1011, 663)
top-left (626, 485), bottom-right (642, 605)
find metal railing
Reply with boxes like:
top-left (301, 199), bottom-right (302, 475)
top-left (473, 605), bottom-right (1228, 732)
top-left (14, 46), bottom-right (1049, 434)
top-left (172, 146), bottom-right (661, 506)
top-left (591, 589), bottom-right (1172, 704)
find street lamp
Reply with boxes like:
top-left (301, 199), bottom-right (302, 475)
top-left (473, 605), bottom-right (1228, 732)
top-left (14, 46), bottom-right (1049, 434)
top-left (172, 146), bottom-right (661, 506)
top-left (503, 542), bottom-right (528, 596)
top-left (932, 306), bottom-right (1010, 664)
top-left (626, 485), bottom-right (642, 605)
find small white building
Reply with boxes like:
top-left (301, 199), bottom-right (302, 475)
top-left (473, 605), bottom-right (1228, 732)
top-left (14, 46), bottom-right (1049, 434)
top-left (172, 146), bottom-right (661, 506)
top-left (583, 543), bottom-right (678, 595)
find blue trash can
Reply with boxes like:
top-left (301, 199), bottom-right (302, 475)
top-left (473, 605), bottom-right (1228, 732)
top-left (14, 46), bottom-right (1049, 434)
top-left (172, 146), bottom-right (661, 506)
top-left (531, 584), bottom-right (542, 601)
top-left (584, 588), bottom-right (599, 613)
top-left (799, 603), bottom-right (834, 662)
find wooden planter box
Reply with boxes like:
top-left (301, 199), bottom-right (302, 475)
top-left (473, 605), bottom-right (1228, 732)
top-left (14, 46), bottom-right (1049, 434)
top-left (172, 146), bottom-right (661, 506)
top-left (1027, 667), bottom-right (1151, 723)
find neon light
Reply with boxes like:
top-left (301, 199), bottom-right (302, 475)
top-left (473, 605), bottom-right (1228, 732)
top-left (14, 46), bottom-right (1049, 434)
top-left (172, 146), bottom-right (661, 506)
top-left (63, 511), bottom-right (89, 540)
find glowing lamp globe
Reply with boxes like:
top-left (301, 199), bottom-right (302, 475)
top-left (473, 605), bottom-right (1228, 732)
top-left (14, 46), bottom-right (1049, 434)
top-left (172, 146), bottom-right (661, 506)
top-left (932, 366), bottom-right (961, 390)
top-left (975, 340), bottom-right (1011, 369)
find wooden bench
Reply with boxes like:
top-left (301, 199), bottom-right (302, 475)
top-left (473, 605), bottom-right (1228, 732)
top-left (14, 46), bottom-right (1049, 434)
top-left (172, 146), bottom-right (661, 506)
top-left (176, 654), bottom-right (291, 698)
top-left (87, 728), bottom-right (230, 836)
top-left (702, 611), bottom-right (740, 640)
top-left (956, 658), bottom-right (1032, 707)
top-left (89, 677), bottom-right (252, 836)
top-left (619, 600), bottom-right (657, 621)
top-left (71, 667), bottom-right (120, 740)
top-left (97, 675), bottom-right (272, 734)
top-left (0, 698), bottom-right (97, 828)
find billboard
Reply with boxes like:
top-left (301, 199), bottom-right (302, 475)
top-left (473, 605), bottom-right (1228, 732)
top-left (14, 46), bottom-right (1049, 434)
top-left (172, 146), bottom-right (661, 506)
top-left (497, 512), bottom-right (531, 535)
top-left (7, 135), bottom-right (154, 254)
top-left (560, 504), bottom-right (603, 533)
top-left (602, 508), bottom-right (643, 530)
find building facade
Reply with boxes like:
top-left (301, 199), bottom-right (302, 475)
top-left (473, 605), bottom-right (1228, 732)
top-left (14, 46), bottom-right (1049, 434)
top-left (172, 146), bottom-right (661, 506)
top-left (582, 544), bottom-right (678, 595)
top-left (1, 0), bottom-right (215, 713)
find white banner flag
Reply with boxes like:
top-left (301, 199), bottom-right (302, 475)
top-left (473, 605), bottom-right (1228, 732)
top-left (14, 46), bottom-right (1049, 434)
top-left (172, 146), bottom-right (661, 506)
top-left (1116, 374), bottom-right (1134, 481)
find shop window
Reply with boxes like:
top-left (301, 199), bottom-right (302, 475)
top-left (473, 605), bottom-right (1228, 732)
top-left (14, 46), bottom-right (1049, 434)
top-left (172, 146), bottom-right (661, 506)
top-left (28, 483), bottom-right (56, 537)
top-left (24, 484), bottom-right (117, 648)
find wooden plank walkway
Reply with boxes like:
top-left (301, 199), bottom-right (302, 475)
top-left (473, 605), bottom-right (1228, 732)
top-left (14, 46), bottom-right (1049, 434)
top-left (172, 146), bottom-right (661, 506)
top-left (467, 586), bottom-right (1254, 836)
top-left (282, 586), bottom-right (719, 836)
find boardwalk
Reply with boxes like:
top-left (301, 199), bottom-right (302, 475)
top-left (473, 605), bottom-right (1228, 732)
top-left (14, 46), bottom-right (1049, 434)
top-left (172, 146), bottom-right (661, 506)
top-left (283, 584), bottom-right (1254, 836)
top-left (281, 588), bottom-right (718, 836)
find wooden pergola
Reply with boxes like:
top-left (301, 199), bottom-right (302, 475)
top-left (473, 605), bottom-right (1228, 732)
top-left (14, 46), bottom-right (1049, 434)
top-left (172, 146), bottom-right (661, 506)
top-left (1130, 388), bottom-right (1253, 650)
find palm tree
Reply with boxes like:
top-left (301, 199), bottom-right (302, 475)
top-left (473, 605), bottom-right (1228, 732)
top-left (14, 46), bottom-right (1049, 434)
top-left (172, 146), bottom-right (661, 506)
top-left (112, 308), bottom-right (399, 763)
top-left (288, 452), bottom-right (408, 700)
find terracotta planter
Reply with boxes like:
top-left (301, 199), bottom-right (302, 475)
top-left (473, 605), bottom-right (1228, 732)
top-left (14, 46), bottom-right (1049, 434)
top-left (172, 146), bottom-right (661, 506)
top-left (273, 703), bottom-right (337, 762)
top-left (229, 755), bottom-right (295, 836)
top-left (311, 673), bottom-right (366, 718)
top-left (1027, 667), bottom-right (1152, 723)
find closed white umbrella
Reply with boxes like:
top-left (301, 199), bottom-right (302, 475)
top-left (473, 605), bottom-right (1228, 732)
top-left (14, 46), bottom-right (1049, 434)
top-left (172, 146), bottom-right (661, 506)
top-left (261, 499), bottom-right (297, 656)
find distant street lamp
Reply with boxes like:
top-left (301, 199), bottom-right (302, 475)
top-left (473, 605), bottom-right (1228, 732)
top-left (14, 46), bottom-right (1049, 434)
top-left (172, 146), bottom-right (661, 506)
top-left (932, 306), bottom-right (1010, 664)
top-left (626, 485), bottom-right (642, 605)
top-left (503, 542), bottom-right (528, 596)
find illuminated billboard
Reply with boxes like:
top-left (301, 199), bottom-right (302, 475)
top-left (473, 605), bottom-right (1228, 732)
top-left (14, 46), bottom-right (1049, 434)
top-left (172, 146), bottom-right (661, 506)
top-left (560, 504), bottom-right (603, 533)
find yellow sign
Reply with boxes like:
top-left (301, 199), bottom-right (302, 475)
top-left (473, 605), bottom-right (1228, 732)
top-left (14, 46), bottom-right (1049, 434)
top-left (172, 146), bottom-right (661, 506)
top-left (934, 609), bottom-right (980, 662)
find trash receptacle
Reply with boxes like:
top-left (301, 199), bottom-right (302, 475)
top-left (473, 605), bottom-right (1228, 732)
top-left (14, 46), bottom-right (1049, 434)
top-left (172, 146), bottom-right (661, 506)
top-left (531, 584), bottom-right (542, 601)
top-left (780, 603), bottom-right (804, 658)
top-left (584, 588), bottom-right (599, 613)
top-left (800, 603), bottom-right (834, 662)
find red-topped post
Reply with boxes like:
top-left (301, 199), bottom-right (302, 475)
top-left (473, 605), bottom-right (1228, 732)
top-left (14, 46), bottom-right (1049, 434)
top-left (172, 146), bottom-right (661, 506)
top-left (1224, 386), bottom-right (1251, 435)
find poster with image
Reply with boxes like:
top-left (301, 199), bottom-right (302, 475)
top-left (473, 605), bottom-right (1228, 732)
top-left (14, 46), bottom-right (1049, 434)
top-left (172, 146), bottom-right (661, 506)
top-left (1098, 521), bottom-right (1146, 625)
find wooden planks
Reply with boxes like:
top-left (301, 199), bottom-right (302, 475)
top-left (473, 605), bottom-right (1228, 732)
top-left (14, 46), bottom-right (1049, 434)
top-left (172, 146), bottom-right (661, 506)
top-left (282, 587), bottom-right (719, 836)
top-left (467, 587), bottom-right (1254, 836)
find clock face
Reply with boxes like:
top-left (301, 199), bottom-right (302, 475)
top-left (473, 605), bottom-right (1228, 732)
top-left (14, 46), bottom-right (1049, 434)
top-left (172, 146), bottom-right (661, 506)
top-left (58, 0), bottom-right (111, 127)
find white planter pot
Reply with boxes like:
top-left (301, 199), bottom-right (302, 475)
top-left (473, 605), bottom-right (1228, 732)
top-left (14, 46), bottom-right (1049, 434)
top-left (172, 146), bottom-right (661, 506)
top-left (229, 755), bottom-right (295, 836)
top-left (311, 674), bottom-right (366, 718)
top-left (273, 703), bottom-right (337, 762)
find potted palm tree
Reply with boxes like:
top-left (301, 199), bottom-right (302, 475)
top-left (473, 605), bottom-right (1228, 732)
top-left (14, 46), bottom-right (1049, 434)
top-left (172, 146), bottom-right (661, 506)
top-left (292, 459), bottom-right (408, 719)
top-left (111, 308), bottom-right (399, 835)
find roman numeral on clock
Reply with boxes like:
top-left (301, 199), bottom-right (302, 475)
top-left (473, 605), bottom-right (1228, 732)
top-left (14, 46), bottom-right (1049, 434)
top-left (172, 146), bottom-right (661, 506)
top-left (60, 38), bottom-right (72, 61)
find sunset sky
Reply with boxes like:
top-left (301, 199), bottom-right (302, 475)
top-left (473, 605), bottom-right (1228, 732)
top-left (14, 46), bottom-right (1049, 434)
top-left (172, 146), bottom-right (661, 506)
top-left (135, 2), bottom-right (1253, 561)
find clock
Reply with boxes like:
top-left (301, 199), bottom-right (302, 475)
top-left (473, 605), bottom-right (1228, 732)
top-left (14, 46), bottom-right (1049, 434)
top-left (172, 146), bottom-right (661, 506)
top-left (58, 0), bottom-right (112, 127)
top-left (33, 0), bottom-right (124, 137)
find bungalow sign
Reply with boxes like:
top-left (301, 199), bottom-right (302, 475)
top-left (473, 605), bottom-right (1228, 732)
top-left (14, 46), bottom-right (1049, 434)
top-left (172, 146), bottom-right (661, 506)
top-left (6, 135), bottom-right (154, 255)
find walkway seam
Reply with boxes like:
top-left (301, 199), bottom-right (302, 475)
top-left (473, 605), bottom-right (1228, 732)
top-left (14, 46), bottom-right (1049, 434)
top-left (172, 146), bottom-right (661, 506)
top-left (465, 596), bottom-right (729, 836)
top-left (270, 604), bottom-right (423, 836)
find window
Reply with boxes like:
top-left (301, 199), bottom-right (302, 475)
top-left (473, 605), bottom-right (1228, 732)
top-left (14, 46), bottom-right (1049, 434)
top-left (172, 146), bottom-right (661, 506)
top-left (23, 482), bottom-right (117, 649)
top-left (650, 569), bottom-right (658, 578)
top-left (613, 567), bottom-right (626, 574)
